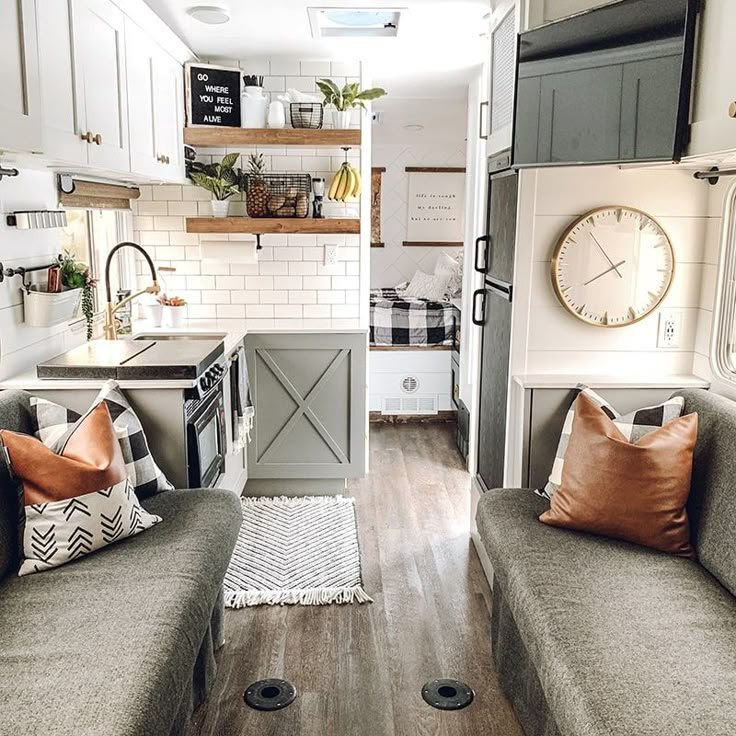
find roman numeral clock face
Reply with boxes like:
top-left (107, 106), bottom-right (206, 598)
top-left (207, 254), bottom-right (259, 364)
top-left (551, 207), bottom-right (675, 327)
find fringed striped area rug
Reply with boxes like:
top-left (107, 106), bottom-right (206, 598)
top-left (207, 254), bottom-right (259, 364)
top-left (224, 495), bottom-right (373, 608)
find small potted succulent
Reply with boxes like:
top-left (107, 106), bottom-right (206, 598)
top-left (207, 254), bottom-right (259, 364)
top-left (158, 294), bottom-right (187, 328)
top-left (189, 152), bottom-right (240, 217)
top-left (316, 79), bottom-right (387, 129)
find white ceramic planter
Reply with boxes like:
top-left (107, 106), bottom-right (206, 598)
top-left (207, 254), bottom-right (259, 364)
top-left (211, 199), bottom-right (230, 217)
top-left (333, 110), bottom-right (352, 129)
top-left (166, 305), bottom-right (186, 327)
top-left (23, 286), bottom-right (82, 327)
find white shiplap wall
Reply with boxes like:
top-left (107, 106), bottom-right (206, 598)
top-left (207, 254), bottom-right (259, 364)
top-left (133, 58), bottom-right (365, 323)
top-left (371, 143), bottom-right (466, 288)
top-left (512, 165), bottom-right (713, 376)
top-left (0, 170), bottom-right (85, 380)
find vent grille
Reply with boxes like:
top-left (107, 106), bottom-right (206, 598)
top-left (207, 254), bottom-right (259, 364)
top-left (381, 396), bottom-right (438, 415)
top-left (491, 9), bottom-right (515, 134)
top-left (401, 375), bottom-right (419, 394)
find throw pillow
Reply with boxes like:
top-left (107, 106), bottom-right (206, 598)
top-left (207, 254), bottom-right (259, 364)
top-left (0, 402), bottom-right (161, 576)
top-left (31, 380), bottom-right (173, 498)
top-left (538, 386), bottom-right (685, 500)
top-left (434, 252), bottom-right (463, 298)
top-left (540, 393), bottom-right (697, 558)
top-left (404, 270), bottom-right (450, 302)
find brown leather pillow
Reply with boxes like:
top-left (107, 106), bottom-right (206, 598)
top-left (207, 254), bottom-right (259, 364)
top-left (540, 392), bottom-right (698, 558)
top-left (0, 402), bottom-right (161, 576)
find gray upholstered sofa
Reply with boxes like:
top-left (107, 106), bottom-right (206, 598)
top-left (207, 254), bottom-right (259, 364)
top-left (476, 388), bottom-right (736, 736)
top-left (0, 389), bottom-right (242, 736)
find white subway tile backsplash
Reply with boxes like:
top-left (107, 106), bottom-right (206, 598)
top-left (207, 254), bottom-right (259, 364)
top-left (245, 276), bottom-right (274, 290)
top-left (216, 275), bottom-right (245, 290)
top-left (128, 58), bottom-right (364, 330)
top-left (270, 59), bottom-right (300, 75)
top-left (300, 60), bottom-right (331, 76)
top-left (216, 304), bottom-right (246, 318)
top-left (289, 290), bottom-right (317, 304)
top-left (246, 304), bottom-right (275, 318)
top-left (288, 262), bottom-right (317, 276)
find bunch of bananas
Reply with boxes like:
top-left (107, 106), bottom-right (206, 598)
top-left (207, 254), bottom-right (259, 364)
top-left (328, 163), bottom-right (362, 202)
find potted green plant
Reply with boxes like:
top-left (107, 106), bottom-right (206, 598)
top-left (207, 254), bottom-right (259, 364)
top-left (316, 79), bottom-right (387, 129)
top-left (189, 152), bottom-right (241, 217)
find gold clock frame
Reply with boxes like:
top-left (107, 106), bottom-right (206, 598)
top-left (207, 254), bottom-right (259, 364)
top-left (550, 206), bottom-right (676, 329)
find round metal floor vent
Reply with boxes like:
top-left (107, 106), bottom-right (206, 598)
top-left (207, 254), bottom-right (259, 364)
top-left (244, 679), bottom-right (297, 711)
top-left (401, 375), bottom-right (419, 393)
top-left (421, 679), bottom-right (475, 711)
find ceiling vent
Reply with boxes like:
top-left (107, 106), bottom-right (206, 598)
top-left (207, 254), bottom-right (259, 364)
top-left (308, 7), bottom-right (404, 38)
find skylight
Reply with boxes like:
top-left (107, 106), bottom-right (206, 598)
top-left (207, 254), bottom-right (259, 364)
top-left (308, 7), bottom-right (403, 38)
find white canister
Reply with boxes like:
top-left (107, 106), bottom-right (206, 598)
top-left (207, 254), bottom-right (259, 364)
top-left (241, 86), bottom-right (268, 128)
top-left (267, 101), bottom-right (286, 129)
top-left (166, 305), bottom-right (186, 328)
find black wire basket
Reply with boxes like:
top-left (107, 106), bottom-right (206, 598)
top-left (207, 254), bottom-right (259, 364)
top-left (290, 103), bottom-right (324, 130)
top-left (244, 173), bottom-right (312, 218)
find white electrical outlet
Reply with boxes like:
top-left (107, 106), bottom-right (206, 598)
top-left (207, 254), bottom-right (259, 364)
top-left (324, 244), bottom-right (338, 266)
top-left (657, 311), bottom-right (683, 349)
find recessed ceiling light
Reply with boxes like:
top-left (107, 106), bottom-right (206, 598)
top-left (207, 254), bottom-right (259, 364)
top-left (404, 124), bottom-right (424, 132)
top-left (308, 7), bottom-right (404, 38)
top-left (188, 6), bottom-right (230, 24)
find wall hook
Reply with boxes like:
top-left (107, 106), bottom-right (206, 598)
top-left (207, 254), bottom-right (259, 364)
top-left (0, 166), bottom-right (19, 182)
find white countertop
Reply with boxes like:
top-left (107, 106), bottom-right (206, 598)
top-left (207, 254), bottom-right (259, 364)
top-left (513, 374), bottom-right (711, 390)
top-left (0, 318), bottom-right (367, 392)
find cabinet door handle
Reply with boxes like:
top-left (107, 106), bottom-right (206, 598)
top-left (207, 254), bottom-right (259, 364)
top-left (157, 154), bottom-right (166, 163)
top-left (479, 101), bottom-right (489, 140)
top-left (474, 235), bottom-right (491, 274)
top-left (80, 131), bottom-right (93, 143)
top-left (472, 288), bottom-right (487, 326)
top-left (93, 134), bottom-right (103, 145)
top-left (165, 155), bottom-right (170, 165)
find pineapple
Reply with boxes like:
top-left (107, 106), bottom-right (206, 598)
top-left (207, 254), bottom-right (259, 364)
top-left (246, 153), bottom-right (270, 217)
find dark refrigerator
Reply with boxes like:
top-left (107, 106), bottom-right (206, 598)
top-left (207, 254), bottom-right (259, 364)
top-left (472, 151), bottom-right (518, 493)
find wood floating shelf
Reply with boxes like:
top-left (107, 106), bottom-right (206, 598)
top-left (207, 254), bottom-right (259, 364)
top-left (183, 127), bottom-right (361, 148)
top-left (186, 217), bottom-right (361, 235)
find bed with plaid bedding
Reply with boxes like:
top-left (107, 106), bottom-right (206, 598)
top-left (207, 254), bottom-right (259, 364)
top-left (370, 288), bottom-right (456, 347)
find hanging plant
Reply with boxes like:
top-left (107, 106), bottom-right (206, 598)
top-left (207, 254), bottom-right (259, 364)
top-left (60, 251), bottom-right (97, 340)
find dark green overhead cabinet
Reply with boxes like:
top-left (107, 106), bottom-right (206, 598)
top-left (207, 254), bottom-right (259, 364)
top-left (245, 332), bottom-right (367, 495)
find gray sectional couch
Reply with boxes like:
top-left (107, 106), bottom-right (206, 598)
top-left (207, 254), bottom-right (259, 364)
top-left (477, 388), bottom-right (736, 736)
top-left (0, 390), bottom-right (242, 736)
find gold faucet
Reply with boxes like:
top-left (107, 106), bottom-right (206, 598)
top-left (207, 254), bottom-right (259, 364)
top-left (103, 242), bottom-right (160, 340)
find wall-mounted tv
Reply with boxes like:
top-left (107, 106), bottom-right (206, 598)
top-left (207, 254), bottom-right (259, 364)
top-left (512, 0), bottom-right (699, 167)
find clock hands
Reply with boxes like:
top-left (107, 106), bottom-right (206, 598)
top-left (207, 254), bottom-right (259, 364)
top-left (583, 260), bottom-right (627, 287)
top-left (590, 233), bottom-right (623, 279)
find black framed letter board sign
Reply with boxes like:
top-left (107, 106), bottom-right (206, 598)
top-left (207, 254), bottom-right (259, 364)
top-left (186, 63), bottom-right (241, 127)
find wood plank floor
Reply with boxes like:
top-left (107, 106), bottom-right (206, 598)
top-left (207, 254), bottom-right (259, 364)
top-left (187, 423), bottom-right (523, 736)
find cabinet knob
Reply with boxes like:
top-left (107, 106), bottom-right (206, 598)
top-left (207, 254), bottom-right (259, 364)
top-left (165, 155), bottom-right (171, 165)
top-left (93, 134), bottom-right (103, 145)
top-left (729, 102), bottom-right (736, 119)
top-left (80, 131), bottom-right (93, 143)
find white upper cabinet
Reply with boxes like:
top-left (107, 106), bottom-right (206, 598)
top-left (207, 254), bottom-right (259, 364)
top-left (0, 0), bottom-right (42, 153)
top-left (688, 0), bottom-right (736, 159)
top-left (126, 19), bottom-right (185, 182)
top-left (73, 0), bottom-right (130, 171)
top-left (36, 0), bottom-right (86, 163)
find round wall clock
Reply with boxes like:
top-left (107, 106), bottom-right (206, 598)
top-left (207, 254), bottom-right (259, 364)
top-left (550, 206), bottom-right (675, 328)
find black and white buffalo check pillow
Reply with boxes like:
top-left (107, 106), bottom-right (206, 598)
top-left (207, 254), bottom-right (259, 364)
top-left (31, 380), bottom-right (173, 498)
top-left (537, 385), bottom-right (685, 501)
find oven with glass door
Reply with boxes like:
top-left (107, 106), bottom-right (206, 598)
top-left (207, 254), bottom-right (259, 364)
top-left (185, 381), bottom-right (227, 489)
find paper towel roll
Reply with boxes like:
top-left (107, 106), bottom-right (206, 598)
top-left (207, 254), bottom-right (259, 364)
top-left (200, 238), bottom-right (258, 263)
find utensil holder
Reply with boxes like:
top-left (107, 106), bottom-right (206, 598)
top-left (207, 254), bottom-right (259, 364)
top-left (23, 286), bottom-right (82, 327)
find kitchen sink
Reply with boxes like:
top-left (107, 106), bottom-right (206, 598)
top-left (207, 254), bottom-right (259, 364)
top-left (132, 332), bottom-right (227, 342)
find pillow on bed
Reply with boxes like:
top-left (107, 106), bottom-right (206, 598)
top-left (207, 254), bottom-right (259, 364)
top-left (404, 270), bottom-right (450, 302)
top-left (435, 252), bottom-right (463, 298)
